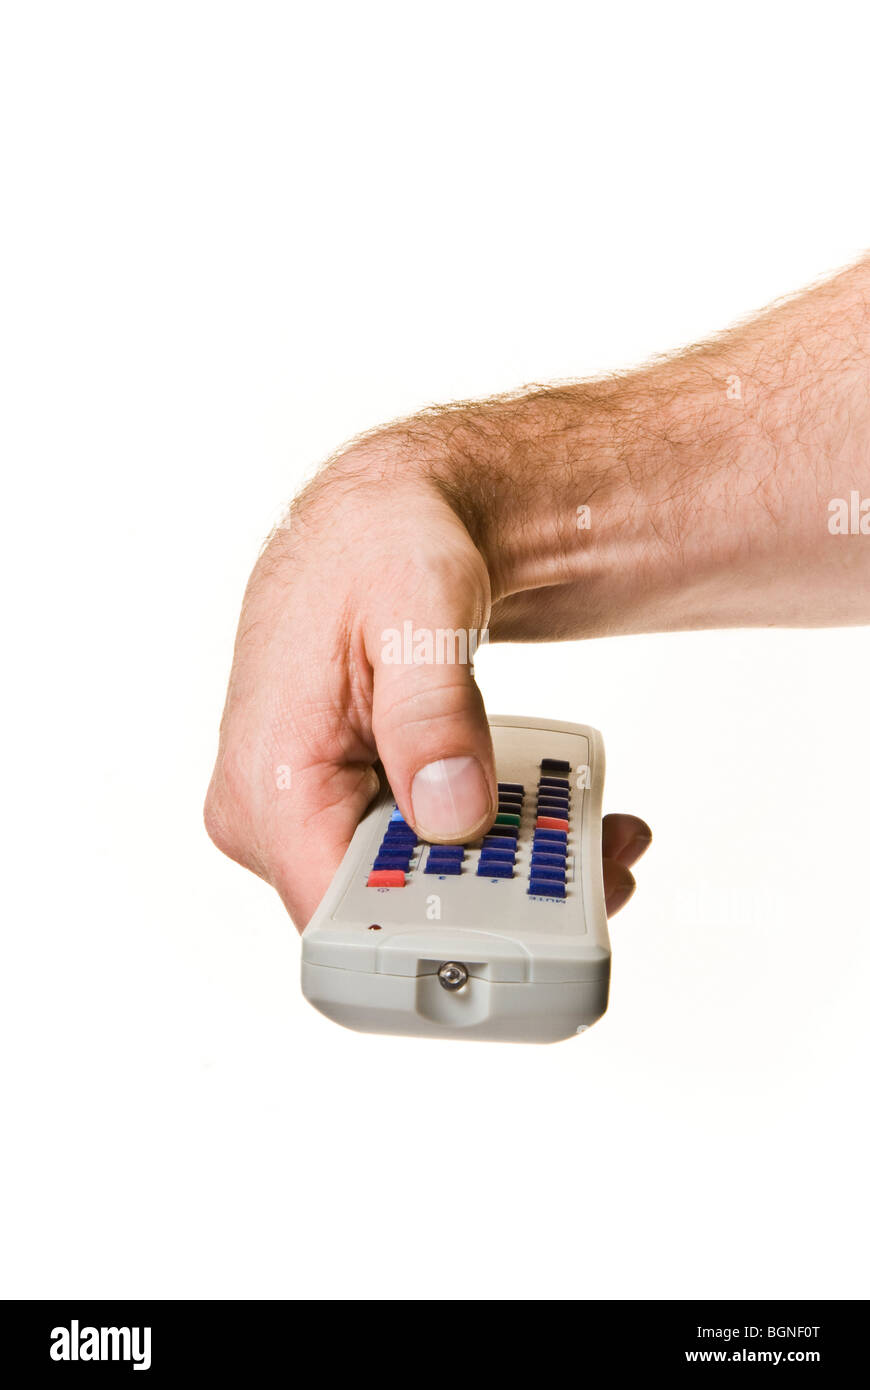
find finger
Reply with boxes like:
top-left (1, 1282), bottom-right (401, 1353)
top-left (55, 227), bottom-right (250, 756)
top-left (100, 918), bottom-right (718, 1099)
top-left (603, 857), bottom-right (637, 916)
top-left (371, 655), bottom-right (497, 844)
top-left (367, 566), bottom-right (497, 844)
top-left (602, 812), bottom-right (652, 868)
top-left (267, 760), bottom-right (382, 927)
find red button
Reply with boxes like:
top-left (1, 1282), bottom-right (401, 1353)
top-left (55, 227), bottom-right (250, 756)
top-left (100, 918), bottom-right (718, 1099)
top-left (367, 869), bottom-right (405, 887)
top-left (536, 816), bottom-right (569, 832)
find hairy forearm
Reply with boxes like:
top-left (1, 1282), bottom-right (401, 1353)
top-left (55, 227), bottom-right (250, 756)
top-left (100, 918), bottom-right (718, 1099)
top-left (396, 257), bottom-right (870, 639)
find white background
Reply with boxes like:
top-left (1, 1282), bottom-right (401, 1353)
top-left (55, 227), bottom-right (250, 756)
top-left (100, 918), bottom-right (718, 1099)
top-left (2, 0), bottom-right (868, 1299)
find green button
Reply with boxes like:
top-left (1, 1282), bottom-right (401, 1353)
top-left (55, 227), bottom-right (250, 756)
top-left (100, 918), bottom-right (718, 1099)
top-left (494, 812), bottom-right (521, 827)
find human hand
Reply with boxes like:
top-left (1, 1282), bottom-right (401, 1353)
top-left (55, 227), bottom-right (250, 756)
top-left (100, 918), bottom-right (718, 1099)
top-left (204, 431), bottom-right (651, 928)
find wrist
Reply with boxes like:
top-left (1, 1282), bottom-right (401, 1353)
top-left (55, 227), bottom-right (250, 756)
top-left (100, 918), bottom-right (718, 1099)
top-left (409, 379), bottom-right (688, 638)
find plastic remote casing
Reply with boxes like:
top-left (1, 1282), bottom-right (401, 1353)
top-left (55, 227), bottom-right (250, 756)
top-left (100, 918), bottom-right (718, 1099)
top-left (301, 716), bottom-right (610, 1043)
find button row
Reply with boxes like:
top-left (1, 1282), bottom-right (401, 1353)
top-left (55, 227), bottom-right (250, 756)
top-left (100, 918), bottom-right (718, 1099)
top-left (367, 808), bottom-right (418, 887)
top-left (477, 782), bottom-right (525, 879)
top-left (528, 762), bottom-right (571, 897)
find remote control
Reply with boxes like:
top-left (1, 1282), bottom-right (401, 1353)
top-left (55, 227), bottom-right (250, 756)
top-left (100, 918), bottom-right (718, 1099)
top-left (301, 716), bottom-right (610, 1043)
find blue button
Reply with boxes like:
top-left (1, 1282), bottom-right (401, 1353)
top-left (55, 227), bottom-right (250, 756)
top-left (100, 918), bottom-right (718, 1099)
top-left (528, 864), bottom-right (565, 881)
top-left (531, 850), bottom-right (566, 868)
top-left (425, 845), bottom-right (463, 858)
top-left (528, 878), bottom-right (566, 898)
top-left (483, 835), bottom-right (517, 849)
top-left (533, 828), bottom-right (568, 845)
top-left (425, 860), bottom-right (462, 875)
top-left (539, 775), bottom-right (571, 789)
top-left (477, 861), bottom-right (513, 878)
top-left (374, 853), bottom-right (413, 868)
top-left (479, 847), bottom-right (515, 862)
top-left (537, 798), bottom-right (570, 813)
top-left (389, 809), bottom-right (408, 823)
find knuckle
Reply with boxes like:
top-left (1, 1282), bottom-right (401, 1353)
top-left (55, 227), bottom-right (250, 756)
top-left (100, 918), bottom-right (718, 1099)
top-left (203, 782), bottom-right (242, 861)
top-left (203, 751), bottom-right (257, 869)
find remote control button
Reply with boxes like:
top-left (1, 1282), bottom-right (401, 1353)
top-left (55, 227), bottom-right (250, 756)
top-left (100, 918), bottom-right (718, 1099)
top-left (426, 844), bottom-right (463, 857)
top-left (367, 870), bottom-right (405, 887)
top-left (539, 775), bottom-right (570, 790)
top-left (536, 798), bottom-right (570, 814)
top-left (531, 850), bottom-right (566, 867)
top-left (482, 835), bottom-right (518, 850)
top-left (489, 822), bottom-right (518, 839)
top-left (529, 864), bottom-right (565, 881)
top-left (373, 854), bottom-right (413, 869)
top-left (497, 782), bottom-right (524, 794)
top-left (536, 815), bottom-right (570, 832)
top-left (383, 826), bottom-right (417, 841)
top-left (479, 847), bottom-right (515, 861)
top-left (528, 878), bottom-right (566, 898)
top-left (424, 860), bottom-right (462, 875)
top-left (477, 861), bottom-right (513, 878)
top-left (497, 797), bottom-right (523, 812)
top-left (533, 828), bottom-right (568, 845)
top-left (540, 758), bottom-right (570, 773)
top-left (389, 809), bottom-right (408, 822)
top-left (494, 811), bottom-right (521, 827)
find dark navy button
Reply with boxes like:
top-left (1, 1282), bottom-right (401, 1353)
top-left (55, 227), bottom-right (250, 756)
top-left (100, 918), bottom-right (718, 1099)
top-left (482, 835), bottom-right (518, 850)
top-left (541, 759), bottom-right (570, 773)
top-left (539, 775), bottom-right (571, 789)
top-left (488, 823), bottom-right (518, 839)
top-left (425, 844), bottom-right (463, 857)
top-left (528, 878), bottom-right (566, 898)
top-left (374, 854), bottom-right (413, 870)
top-left (383, 828), bottom-right (417, 843)
top-left (425, 860), bottom-right (461, 875)
top-left (477, 861), bottom-right (513, 878)
top-left (497, 782), bottom-right (524, 794)
top-left (537, 799), bottom-right (570, 814)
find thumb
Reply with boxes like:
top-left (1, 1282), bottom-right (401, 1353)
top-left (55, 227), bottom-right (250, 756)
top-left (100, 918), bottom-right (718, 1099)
top-left (369, 617), bottom-right (497, 845)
